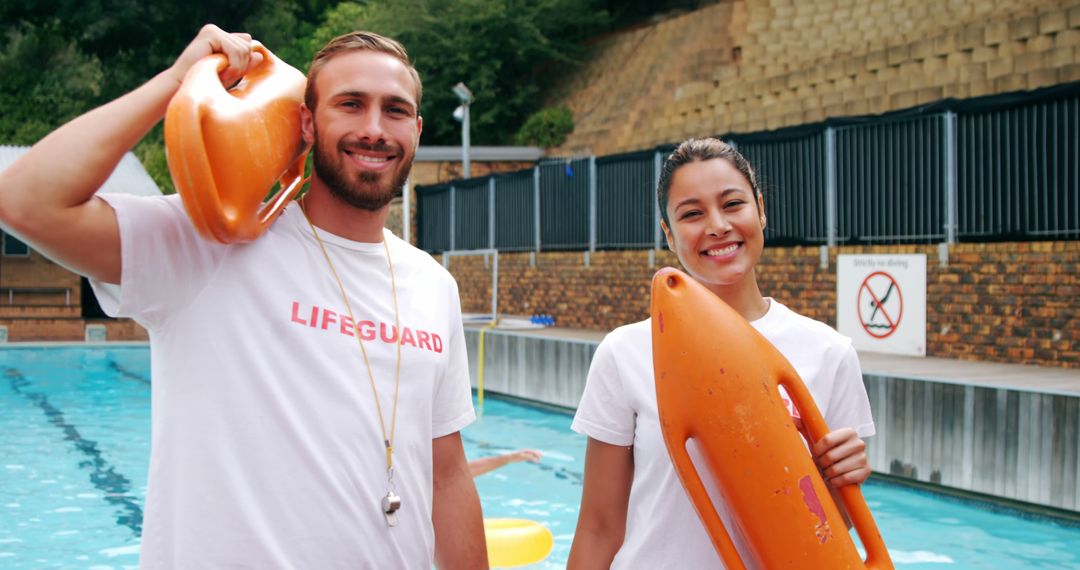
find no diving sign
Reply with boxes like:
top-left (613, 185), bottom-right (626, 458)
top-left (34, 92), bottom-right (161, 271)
top-left (838, 255), bottom-right (926, 356)
top-left (858, 271), bottom-right (903, 338)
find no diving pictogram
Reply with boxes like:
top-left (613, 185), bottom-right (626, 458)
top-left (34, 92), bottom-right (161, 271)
top-left (857, 271), bottom-right (903, 339)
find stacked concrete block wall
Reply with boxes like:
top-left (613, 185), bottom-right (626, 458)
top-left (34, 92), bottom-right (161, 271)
top-left (550, 0), bottom-right (1080, 156)
top-left (443, 241), bottom-right (1079, 368)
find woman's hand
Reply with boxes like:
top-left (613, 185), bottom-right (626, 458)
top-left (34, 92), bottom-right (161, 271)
top-left (811, 427), bottom-right (870, 488)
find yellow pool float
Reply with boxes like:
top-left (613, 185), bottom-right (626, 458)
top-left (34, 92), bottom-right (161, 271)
top-left (484, 518), bottom-right (554, 568)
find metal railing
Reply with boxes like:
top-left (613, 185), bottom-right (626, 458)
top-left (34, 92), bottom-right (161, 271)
top-left (595, 151), bottom-right (656, 249)
top-left (958, 96), bottom-right (1079, 240)
top-left (1, 287), bottom-right (72, 305)
top-left (417, 185), bottom-right (451, 251)
top-left (539, 157), bottom-right (591, 250)
top-left (417, 90), bottom-right (1080, 253)
top-left (738, 134), bottom-right (829, 245)
top-left (494, 171), bottom-right (535, 251)
top-left (452, 178), bottom-right (489, 250)
top-left (835, 115), bottom-right (948, 244)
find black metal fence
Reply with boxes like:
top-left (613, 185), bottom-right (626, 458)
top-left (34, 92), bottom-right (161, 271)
top-left (958, 96), bottom-right (1079, 240)
top-left (417, 86), bottom-right (1080, 253)
top-left (452, 178), bottom-right (489, 251)
top-left (540, 157), bottom-right (591, 250)
top-left (739, 134), bottom-right (828, 245)
top-left (596, 151), bottom-right (656, 249)
top-left (494, 170), bottom-right (535, 251)
top-left (835, 115), bottom-right (948, 244)
top-left (417, 185), bottom-right (451, 252)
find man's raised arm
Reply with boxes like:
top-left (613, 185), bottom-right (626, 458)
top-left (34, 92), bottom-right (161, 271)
top-left (0, 24), bottom-right (260, 284)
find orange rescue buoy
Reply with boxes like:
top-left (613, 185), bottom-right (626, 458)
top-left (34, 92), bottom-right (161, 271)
top-left (164, 42), bottom-right (308, 243)
top-left (651, 267), bottom-right (893, 570)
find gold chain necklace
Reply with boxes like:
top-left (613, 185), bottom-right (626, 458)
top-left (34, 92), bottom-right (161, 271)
top-left (300, 197), bottom-right (404, 527)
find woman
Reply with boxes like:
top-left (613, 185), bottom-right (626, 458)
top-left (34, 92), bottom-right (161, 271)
top-left (568, 138), bottom-right (876, 568)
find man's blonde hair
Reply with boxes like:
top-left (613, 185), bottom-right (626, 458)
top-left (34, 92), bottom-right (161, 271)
top-left (304, 31), bottom-right (423, 111)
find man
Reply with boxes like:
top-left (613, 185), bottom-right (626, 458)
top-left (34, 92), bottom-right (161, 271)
top-left (0, 25), bottom-right (487, 568)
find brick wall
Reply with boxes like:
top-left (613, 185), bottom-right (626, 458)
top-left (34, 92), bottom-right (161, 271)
top-left (0, 318), bottom-right (148, 342)
top-left (549, 0), bottom-right (1080, 156)
top-left (0, 249), bottom-right (80, 291)
top-left (98, 319), bottom-right (149, 341)
top-left (442, 241), bottom-right (1079, 368)
top-left (0, 249), bottom-right (147, 341)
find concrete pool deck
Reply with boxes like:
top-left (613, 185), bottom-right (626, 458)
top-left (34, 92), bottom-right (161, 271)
top-left (476, 324), bottom-right (1080, 394)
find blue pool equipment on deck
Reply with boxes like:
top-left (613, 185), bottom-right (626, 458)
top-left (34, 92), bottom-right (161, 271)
top-left (529, 314), bottom-right (555, 326)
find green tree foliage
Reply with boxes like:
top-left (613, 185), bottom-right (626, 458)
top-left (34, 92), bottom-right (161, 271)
top-left (309, 0), bottom-right (607, 146)
top-left (515, 106), bottom-right (573, 148)
top-left (0, 0), bottom-right (266, 102)
top-left (0, 21), bottom-right (104, 144)
top-left (134, 128), bottom-right (175, 194)
top-left (0, 0), bottom-right (331, 192)
top-left (243, 0), bottom-right (340, 69)
top-left (0, 0), bottom-right (607, 188)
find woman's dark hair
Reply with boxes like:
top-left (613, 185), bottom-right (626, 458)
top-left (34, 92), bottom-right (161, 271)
top-left (656, 138), bottom-right (760, 227)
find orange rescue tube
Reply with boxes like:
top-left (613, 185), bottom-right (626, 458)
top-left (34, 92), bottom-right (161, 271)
top-left (164, 42), bottom-right (308, 243)
top-left (651, 267), bottom-right (893, 570)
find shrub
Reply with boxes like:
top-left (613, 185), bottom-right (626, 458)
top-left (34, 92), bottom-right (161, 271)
top-left (514, 106), bottom-right (574, 148)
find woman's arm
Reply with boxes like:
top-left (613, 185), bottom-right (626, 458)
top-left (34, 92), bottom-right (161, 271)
top-left (468, 449), bottom-right (542, 477)
top-left (567, 438), bottom-right (634, 570)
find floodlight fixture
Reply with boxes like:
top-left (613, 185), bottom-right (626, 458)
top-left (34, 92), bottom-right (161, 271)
top-left (452, 82), bottom-right (473, 104)
top-left (452, 82), bottom-right (473, 178)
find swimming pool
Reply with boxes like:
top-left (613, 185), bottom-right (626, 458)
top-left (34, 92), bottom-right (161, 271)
top-left (1, 346), bottom-right (149, 569)
top-left (2, 346), bottom-right (1079, 568)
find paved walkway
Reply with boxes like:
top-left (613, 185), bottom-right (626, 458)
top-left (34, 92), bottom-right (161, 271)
top-left (478, 324), bottom-right (1080, 396)
top-left (858, 351), bottom-right (1080, 395)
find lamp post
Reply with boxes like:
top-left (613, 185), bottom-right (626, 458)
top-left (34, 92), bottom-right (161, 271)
top-left (452, 82), bottom-right (473, 179)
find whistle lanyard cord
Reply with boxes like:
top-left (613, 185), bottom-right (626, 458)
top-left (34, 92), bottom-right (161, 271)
top-left (301, 199), bottom-right (402, 472)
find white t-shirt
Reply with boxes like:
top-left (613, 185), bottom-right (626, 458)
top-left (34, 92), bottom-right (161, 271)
top-left (571, 300), bottom-right (875, 569)
top-left (91, 194), bottom-right (475, 569)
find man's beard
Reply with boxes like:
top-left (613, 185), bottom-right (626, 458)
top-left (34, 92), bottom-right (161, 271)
top-left (311, 136), bottom-right (413, 211)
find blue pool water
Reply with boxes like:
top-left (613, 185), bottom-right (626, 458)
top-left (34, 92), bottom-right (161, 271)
top-left (3, 346), bottom-right (1080, 569)
top-left (1, 347), bottom-right (149, 569)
